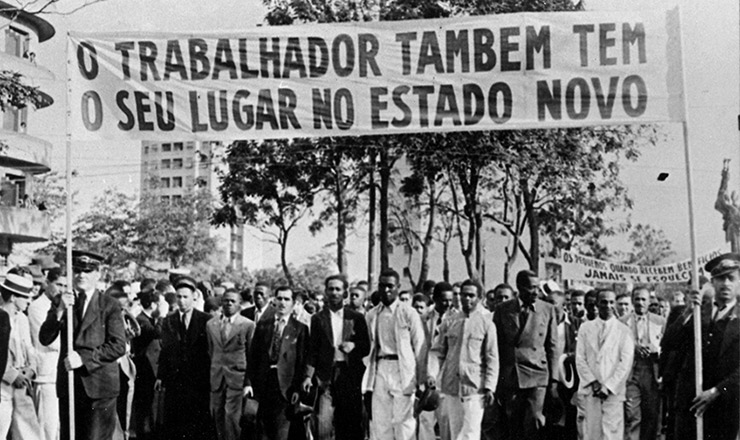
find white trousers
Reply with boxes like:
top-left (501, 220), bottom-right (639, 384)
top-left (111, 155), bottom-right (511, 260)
top-left (33, 382), bottom-right (59, 440)
top-left (371, 360), bottom-right (416, 440)
top-left (417, 393), bottom-right (450, 440)
top-left (0, 386), bottom-right (43, 440)
top-left (441, 394), bottom-right (484, 440)
top-left (577, 392), bottom-right (624, 440)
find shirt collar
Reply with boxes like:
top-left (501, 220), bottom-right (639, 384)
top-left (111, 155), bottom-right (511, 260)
top-left (223, 314), bottom-right (236, 324)
top-left (330, 307), bottom-right (344, 318)
top-left (518, 297), bottom-right (536, 311)
top-left (714, 298), bottom-right (737, 316)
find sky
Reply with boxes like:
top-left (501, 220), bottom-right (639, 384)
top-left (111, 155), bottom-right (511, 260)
top-left (22, 0), bottom-right (740, 282)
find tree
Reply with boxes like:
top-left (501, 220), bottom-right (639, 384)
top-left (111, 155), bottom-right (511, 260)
top-left (485, 126), bottom-right (659, 279)
top-left (138, 189), bottom-right (218, 268)
top-left (621, 223), bottom-right (675, 266)
top-left (306, 138), bottom-right (370, 275)
top-left (214, 140), bottom-right (318, 286)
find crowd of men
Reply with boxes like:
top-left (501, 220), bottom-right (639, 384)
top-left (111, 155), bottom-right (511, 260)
top-left (0, 248), bottom-right (736, 440)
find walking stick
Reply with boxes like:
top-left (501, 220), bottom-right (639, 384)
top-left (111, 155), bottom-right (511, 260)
top-left (65, 65), bottom-right (76, 439)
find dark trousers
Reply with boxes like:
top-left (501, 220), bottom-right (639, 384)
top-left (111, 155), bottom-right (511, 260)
top-left (673, 379), bottom-right (739, 440)
top-left (317, 362), bottom-right (364, 440)
top-left (163, 380), bottom-right (214, 440)
top-left (60, 380), bottom-right (117, 440)
top-left (624, 362), bottom-right (660, 440)
top-left (258, 369), bottom-right (290, 440)
top-left (498, 386), bottom-right (547, 440)
top-left (132, 359), bottom-right (156, 439)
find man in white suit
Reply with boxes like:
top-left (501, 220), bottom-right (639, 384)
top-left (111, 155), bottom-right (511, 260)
top-left (575, 289), bottom-right (634, 440)
top-left (207, 289), bottom-right (255, 440)
top-left (361, 269), bottom-right (424, 440)
top-left (620, 287), bottom-right (665, 440)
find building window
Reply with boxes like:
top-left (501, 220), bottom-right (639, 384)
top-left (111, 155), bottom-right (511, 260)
top-left (2, 107), bottom-right (27, 133)
top-left (172, 195), bottom-right (182, 202)
top-left (144, 146), bottom-right (149, 155)
top-left (161, 196), bottom-right (170, 203)
top-left (186, 142), bottom-right (195, 150)
top-left (162, 143), bottom-right (171, 152)
top-left (160, 177), bottom-right (170, 188)
top-left (186, 158), bottom-right (193, 168)
top-left (174, 142), bottom-right (184, 151)
top-left (5, 28), bottom-right (29, 58)
top-left (172, 177), bottom-right (183, 188)
top-left (172, 158), bottom-right (183, 169)
top-left (151, 146), bottom-right (158, 153)
top-left (161, 159), bottom-right (170, 169)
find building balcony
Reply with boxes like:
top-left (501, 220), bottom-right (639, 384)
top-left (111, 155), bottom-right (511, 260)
top-left (0, 205), bottom-right (50, 245)
top-left (0, 131), bottom-right (51, 174)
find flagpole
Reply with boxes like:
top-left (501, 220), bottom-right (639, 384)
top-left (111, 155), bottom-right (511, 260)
top-left (65, 31), bottom-right (75, 440)
top-left (677, 8), bottom-right (703, 440)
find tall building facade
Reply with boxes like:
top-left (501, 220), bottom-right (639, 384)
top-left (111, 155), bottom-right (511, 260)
top-left (0, 2), bottom-right (55, 260)
top-left (140, 140), bottom-right (244, 269)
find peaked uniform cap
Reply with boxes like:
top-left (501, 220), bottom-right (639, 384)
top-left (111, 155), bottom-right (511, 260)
top-left (704, 253), bottom-right (740, 278)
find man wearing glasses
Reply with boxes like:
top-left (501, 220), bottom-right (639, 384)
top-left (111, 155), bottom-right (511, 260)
top-left (39, 250), bottom-right (126, 440)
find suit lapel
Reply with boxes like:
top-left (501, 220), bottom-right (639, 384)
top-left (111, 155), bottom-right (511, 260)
top-left (319, 309), bottom-right (333, 344)
top-left (208, 318), bottom-right (223, 347)
top-left (719, 304), bottom-right (740, 356)
top-left (279, 317), bottom-right (297, 359)
top-left (185, 311), bottom-right (200, 345)
top-left (77, 291), bottom-right (100, 336)
top-left (224, 317), bottom-right (245, 345)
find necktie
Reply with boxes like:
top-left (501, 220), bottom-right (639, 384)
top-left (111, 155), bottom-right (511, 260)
top-left (269, 319), bottom-right (282, 363)
top-left (75, 291), bottom-right (87, 323)
top-left (221, 317), bottom-right (230, 340)
top-left (519, 303), bottom-right (531, 329)
top-left (180, 312), bottom-right (187, 338)
top-left (712, 304), bottom-right (726, 322)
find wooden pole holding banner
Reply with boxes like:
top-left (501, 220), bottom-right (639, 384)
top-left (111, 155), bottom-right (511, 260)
top-left (65, 31), bottom-right (75, 440)
top-left (677, 9), bottom-right (703, 439)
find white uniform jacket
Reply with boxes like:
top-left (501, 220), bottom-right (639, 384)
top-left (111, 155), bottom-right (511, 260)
top-left (575, 317), bottom-right (634, 399)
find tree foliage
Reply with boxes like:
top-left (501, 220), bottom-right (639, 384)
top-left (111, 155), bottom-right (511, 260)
top-left (214, 140), bottom-right (319, 286)
top-left (621, 223), bottom-right (675, 266)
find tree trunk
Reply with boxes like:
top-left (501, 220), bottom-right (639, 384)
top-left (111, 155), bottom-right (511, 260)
top-left (442, 240), bottom-right (450, 282)
top-left (335, 164), bottom-right (347, 275)
top-left (523, 183), bottom-right (539, 273)
top-left (279, 233), bottom-right (294, 287)
top-left (368, 153), bottom-right (376, 287)
top-left (417, 179), bottom-right (436, 286)
top-left (379, 147), bottom-right (390, 271)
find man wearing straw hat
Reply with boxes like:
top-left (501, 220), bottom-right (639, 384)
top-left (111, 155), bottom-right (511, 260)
top-left (0, 273), bottom-right (43, 440)
top-left (39, 250), bottom-right (126, 440)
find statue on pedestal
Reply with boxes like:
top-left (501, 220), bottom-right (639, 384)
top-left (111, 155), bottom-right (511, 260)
top-left (715, 158), bottom-right (740, 252)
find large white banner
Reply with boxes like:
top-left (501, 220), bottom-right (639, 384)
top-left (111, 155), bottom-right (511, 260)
top-left (557, 249), bottom-right (724, 284)
top-left (67, 9), bottom-right (684, 141)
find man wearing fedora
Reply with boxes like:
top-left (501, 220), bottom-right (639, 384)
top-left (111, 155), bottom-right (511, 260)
top-left (427, 279), bottom-right (498, 440)
top-left (0, 273), bottom-right (43, 440)
top-left (663, 252), bottom-right (740, 440)
top-left (301, 275), bottom-right (370, 440)
top-left (39, 250), bottom-right (126, 440)
top-left (156, 275), bottom-right (213, 440)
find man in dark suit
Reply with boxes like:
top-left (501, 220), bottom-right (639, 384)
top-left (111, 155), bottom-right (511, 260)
top-left (663, 253), bottom-right (740, 440)
top-left (155, 275), bottom-right (213, 440)
top-left (241, 283), bottom-right (270, 323)
top-left (301, 275), bottom-right (370, 440)
top-left (39, 250), bottom-right (126, 440)
top-left (131, 288), bottom-right (164, 440)
top-left (249, 286), bottom-right (308, 440)
top-left (493, 270), bottom-right (560, 440)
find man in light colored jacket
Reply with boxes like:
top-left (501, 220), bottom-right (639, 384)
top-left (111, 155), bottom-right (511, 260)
top-left (361, 269), bottom-right (424, 440)
top-left (427, 279), bottom-right (498, 440)
top-left (620, 287), bottom-right (664, 440)
top-left (575, 289), bottom-right (634, 440)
